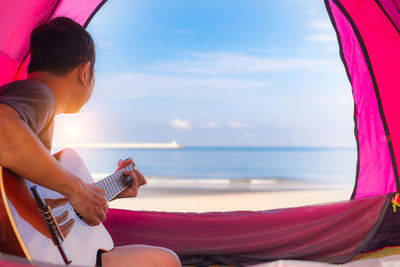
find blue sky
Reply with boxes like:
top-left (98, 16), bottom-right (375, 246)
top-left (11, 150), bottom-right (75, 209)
top-left (53, 0), bottom-right (355, 147)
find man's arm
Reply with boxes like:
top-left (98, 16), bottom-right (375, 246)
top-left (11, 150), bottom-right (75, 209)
top-left (0, 104), bottom-right (107, 226)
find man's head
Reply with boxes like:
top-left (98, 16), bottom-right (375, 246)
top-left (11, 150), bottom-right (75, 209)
top-left (28, 17), bottom-right (96, 113)
top-left (28, 17), bottom-right (95, 77)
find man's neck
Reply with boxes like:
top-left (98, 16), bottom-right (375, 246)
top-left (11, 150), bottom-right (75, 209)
top-left (27, 71), bottom-right (71, 115)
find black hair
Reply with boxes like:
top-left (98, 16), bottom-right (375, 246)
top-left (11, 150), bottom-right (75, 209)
top-left (27, 17), bottom-right (95, 76)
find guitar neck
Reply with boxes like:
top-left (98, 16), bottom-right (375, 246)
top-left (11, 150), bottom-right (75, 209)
top-left (94, 163), bottom-right (135, 201)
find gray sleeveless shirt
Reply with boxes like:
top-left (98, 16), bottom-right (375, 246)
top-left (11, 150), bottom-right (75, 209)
top-left (0, 80), bottom-right (56, 150)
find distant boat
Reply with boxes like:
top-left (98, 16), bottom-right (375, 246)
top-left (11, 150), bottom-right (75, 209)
top-left (53, 140), bottom-right (183, 149)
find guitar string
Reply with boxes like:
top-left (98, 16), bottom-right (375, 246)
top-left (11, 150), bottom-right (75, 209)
top-left (98, 179), bottom-right (112, 200)
top-left (97, 178), bottom-right (129, 201)
top-left (39, 208), bottom-right (63, 241)
top-left (109, 174), bottom-right (123, 196)
top-left (98, 178), bottom-right (120, 200)
top-left (102, 174), bottom-right (126, 200)
top-left (107, 174), bottom-right (117, 196)
top-left (94, 166), bottom-right (133, 200)
top-left (94, 164), bottom-right (134, 188)
top-left (95, 165), bottom-right (134, 200)
top-left (110, 176), bottom-right (127, 197)
top-left (104, 179), bottom-right (129, 201)
top-left (104, 178), bottom-right (115, 199)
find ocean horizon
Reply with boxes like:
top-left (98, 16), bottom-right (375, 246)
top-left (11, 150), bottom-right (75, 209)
top-left (54, 146), bottom-right (357, 191)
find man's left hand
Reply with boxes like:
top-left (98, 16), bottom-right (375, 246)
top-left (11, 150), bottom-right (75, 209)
top-left (114, 159), bottom-right (147, 199)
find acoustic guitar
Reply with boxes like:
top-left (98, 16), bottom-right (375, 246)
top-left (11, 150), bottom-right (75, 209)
top-left (0, 148), bottom-right (135, 266)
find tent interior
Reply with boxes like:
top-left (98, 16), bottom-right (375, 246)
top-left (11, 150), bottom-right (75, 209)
top-left (1, 0), bottom-right (400, 266)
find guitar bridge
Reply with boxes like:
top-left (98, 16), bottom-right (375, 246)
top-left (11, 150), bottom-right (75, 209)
top-left (30, 186), bottom-right (72, 265)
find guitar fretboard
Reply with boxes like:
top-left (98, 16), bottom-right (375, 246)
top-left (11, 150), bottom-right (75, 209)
top-left (94, 163), bottom-right (135, 201)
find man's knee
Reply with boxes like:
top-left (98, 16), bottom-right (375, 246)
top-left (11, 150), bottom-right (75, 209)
top-left (102, 245), bottom-right (181, 267)
top-left (156, 247), bottom-right (181, 267)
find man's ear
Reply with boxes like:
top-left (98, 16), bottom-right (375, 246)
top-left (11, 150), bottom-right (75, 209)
top-left (78, 61), bottom-right (91, 86)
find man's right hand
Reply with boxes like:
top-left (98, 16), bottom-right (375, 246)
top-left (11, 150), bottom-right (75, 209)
top-left (66, 178), bottom-right (108, 226)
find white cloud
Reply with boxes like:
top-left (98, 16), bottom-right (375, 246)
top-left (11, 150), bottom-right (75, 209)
top-left (305, 34), bottom-right (337, 43)
top-left (229, 122), bottom-right (249, 129)
top-left (309, 20), bottom-right (332, 31)
top-left (146, 52), bottom-right (339, 75)
top-left (201, 122), bottom-right (220, 129)
top-left (306, 18), bottom-right (336, 44)
top-left (169, 118), bottom-right (192, 131)
top-left (245, 132), bottom-right (256, 138)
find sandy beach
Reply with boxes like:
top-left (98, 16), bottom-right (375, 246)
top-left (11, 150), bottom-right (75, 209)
top-left (109, 184), bottom-right (353, 212)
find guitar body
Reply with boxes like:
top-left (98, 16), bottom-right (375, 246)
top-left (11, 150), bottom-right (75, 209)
top-left (0, 148), bottom-right (114, 266)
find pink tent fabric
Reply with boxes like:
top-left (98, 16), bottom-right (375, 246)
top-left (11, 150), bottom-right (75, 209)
top-left (0, 0), bottom-right (106, 86)
top-left (325, 0), bottom-right (400, 198)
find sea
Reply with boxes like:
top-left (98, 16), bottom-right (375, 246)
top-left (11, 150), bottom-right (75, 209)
top-left (63, 147), bottom-right (357, 192)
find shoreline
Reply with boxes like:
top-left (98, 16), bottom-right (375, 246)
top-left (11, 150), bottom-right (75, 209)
top-left (109, 186), bottom-right (353, 212)
top-left (94, 174), bottom-right (353, 191)
top-left (144, 177), bottom-right (352, 191)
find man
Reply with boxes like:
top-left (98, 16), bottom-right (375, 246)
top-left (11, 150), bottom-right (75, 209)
top-left (0, 17), bottom-right (181, 267)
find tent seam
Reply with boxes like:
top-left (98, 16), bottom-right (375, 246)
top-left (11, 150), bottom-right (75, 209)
top-left (83, 0), bottom-right (108, 29)
top-left (341, 193), bottom-right (393, 263)
top-left (323, 0), bottom-right (360, 200)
